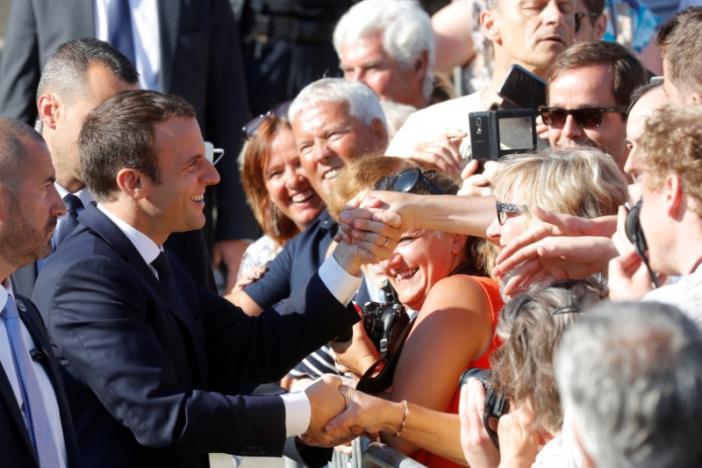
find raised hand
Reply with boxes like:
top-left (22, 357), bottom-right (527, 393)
top-left (459, 379), bottom-right (500, 468)
top-left (458, 160), bottom-right (501, 197)
top-left (407, 129), bottom-right (466, 176)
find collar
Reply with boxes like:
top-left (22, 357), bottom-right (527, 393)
top-left (54, 183), bottom-right (94, 208)
top-left (0, 278), bottom-right (12, 313)
top-left (96, 204), bottom-right (162, 266)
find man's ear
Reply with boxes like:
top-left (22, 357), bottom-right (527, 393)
top-left (115, 168), bottom-right (147, 200)
top-left (414, 50), bottom-right (429, 79)
top-left (449, 233), bottom-right (468, 255)
top-left (594, 13), bottom-right (608, 39)
top-left (664, 173), bottom-right (685, 221)
top-left (37, 94), bottom-right (61, 130)
top-left (690, 92), bottom-right (702, 105)
top-left (481, 8), bottom-right (502, 45)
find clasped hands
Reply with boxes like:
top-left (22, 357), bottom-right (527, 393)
top-left (301, 375), bottom-right (403, 447)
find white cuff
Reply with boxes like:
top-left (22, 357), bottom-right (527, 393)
top-left (318, 255), bottom-right (362, 306)
top-left (281, 392), bottom-right (311, 437)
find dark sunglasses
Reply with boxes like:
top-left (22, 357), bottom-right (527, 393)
top-left (374, 168), bottom-right (445, 195)
top-left (574, 11), bottom-right (600, 33)
top-left (538, 106), bottom-right (628, 129)
top-left (241, 101), bottom-right (291, 137)
top-left (496, 201), bottom-right (528, 225)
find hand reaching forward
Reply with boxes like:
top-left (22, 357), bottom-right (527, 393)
top-left (301, 375), bottom-right (349, 447)
top-left (324, 385), bottom-right (404, 441)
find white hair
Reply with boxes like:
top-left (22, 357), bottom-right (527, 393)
top-left (333, 0), bottom-right (435, 99)
top-left (379, 100), bottom-right (417, 138)
top-left (288, 78), bottom-right (387, 129)
top-left (555, 302), bottom-right (702, 468)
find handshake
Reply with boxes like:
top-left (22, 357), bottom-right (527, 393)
top-left (301, 375), bottom-right (405, 447)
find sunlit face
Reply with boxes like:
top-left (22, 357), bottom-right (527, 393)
top-left (143, 117), bottom-right (220, 238)
top-left (492, 0), bottom-right (575, 73)
top-left (382, 229), bottom-right (466, 310)
top-left (49, 63), bottom-right (138, 185)
top-left (637, 170), bottom-right (671, 274)
top-left (547, 64), bottom-right (629, 171)
top-left (623, 86), bottom-right (668, 177)
top-left (339, 33), bottom-right (426, 107)
top-left (292, 101), bottom-right (385, 199)
top-left (0, 139), bottom-right (65, 268)
top-left (263, 127), bottom-right (324, 230)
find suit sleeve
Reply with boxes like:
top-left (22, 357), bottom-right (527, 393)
top-left (243, 239), bottom-right (294, 309)
top-left (44, 257), bottom-right (287, 455)
top-left (0, 0), bottom-right (41, 124)
top-left (206, 0), bottom-right (258, 241)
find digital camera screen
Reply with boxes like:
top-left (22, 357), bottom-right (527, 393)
top-left (498, 116), bottom-right (534, 151)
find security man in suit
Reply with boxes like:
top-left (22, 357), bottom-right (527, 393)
top-left (0, 118), bottom-right (80, 468)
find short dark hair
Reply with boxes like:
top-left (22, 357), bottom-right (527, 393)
top-left (37, 38), bottom-right (139, 101)
top-left (656, 7), bottom-right (702, 95)
top-left (0, 118), bottom-right (46, 192)
top-left (580, 0), bottom-right (605, 16)
top-left (79, 90), bottom-right (196, 200)
top-left (548, 40), bottom-right (649, 107)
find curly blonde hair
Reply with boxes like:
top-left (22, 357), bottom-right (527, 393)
top-left (638, 105), bottom-right (702, 216)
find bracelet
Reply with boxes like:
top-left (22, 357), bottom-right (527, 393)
top-left (393, 400), bottom-right (409, 438)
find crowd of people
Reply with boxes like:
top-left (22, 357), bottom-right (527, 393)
top-left (1, 1), bottom-right (702, 468)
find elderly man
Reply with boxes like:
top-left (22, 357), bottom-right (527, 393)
top-left (11, 38), bottom-right (215, 298)
top-left (32, 89), bottom-right (398, 467)
top-left (234, 78), bottom-right (389, 315)
top-left (556, 301), bottom-right (702, 467)
top-left (543, 40), bottom-right (648, 172)
top-left (334, 0), bottom-right (434, 109)
top-left (0, 118), bottom-right (79, 467)
top-left (387, 0), bottom-right (574, 157)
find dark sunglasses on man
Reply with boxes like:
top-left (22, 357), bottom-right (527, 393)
top-left (538, 106), bottom-right (628, 129)
top-left (241, 100), bottom-right (292, 137)
top-left (374, 168), bottom-right (446, 195)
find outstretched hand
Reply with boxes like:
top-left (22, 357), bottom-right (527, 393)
top-left (302, 375), bottom-right (352, 447)
top-left (324, 385), bottom-right (402, 441)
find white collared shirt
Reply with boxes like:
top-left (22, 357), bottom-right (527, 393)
top-left (95, 204), bottom-right (362, 436)
top-left (94, 0), bottom-right (162, 91)
top-left (0, 281), bottom-right (68, 467)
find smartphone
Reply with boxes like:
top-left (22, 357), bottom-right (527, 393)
top-left (498, 64), bottom-right (547, 109)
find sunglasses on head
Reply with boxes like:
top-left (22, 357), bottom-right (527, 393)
top-left (538, 106), bottom-right (628, 129)
top-left (241, 101), bottom-right (291, 138)
top-left (374, 168), bottom-right (445, 195)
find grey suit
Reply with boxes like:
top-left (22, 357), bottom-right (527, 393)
top-left (0, 0), bottom-right (258, 243)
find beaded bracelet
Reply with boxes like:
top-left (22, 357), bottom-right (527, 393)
top-left (393, 400), bottom-right (409, 438)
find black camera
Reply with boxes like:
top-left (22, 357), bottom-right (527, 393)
top-left (625, 201), bottom-right (660, 288)
top-left (460, 368), bottom-right (509, 449)
top-left (467, 65), bottom-right (546, 161)
top-left (361, 281), bottom-right (410, 357)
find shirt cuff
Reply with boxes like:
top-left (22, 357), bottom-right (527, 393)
top-left (281, 392), bottom-right (311, 437)
top-left (318, 255), bottom-right (362, 306)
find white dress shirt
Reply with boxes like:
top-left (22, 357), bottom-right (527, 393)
top-left (54, 183), bottom-right (94, 235)
top-left (97, 204), bottom-right (362, 436)
top-left (0, 281), bottom-right (68, 467)
top-left (94, 0), bottom-right (162, 91)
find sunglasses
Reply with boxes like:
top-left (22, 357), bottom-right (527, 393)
top-left (496, 201), bottom-right (528, 225)
top-left (538, 106), bottom-right (628, 129)
top-left (241, 101), bottom-right (291, 137)
top-left (574, 11), bottom-right (600, 33)
top-left (375, 168), bottom-right (445, 195)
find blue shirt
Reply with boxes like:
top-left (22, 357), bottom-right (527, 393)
top-left (245, 210), bottom-right (336, 308)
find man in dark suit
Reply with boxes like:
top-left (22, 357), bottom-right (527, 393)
top-left (32, 89), bottom-right (400, 468)
top-left (0, 0), bottom-right (257, 286)
top-left (0, 118), bottom-right (80, 467)
top-left (11, 38), bottom-right (215, 297)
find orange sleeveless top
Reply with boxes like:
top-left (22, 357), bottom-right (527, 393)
top-left (413, 276), bottom-right (503, 468)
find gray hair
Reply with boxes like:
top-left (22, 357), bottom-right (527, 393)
top-left (333, 0), bottom-right (435, 99)
top-left (556, 301), bottom-right (702, 468)
top-left (288, 78), bottom-right (387, 129)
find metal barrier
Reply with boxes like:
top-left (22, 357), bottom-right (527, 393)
top-left (328, 437), bottom-right (427, 468)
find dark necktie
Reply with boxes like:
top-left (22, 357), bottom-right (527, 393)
top-left (151, 252), bottom-right (173, 283)
top-left (107, 0), bottom-right (136, 65)
top-left (2, 296), bottom-right (61, 467)
top-left (54, 194), bottom-right (83, 248)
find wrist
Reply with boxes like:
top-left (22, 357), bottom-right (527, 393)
top-left (333, 242), bottom-right (363, 277)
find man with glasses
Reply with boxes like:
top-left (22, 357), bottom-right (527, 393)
top-left (542, 40), bottom-right (647, 172)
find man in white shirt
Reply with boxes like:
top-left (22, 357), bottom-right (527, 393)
top-left (31, 89), bottom-right (401, 468)
top-left (387, 0), bottom-right (575, 158)
top-left (0, 118), bottom-right (79, 467)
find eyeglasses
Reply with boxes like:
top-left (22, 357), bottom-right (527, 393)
top-left (538, 106), bottom-right (628, 129)
top-left (496, 202), bottom-right (528, 225)
top-left (241, 101), bottom-right (291, 137)
top-left (374, 168), bottom-right (445, 195)
top-left (574, 12), bottom-right (600, 33)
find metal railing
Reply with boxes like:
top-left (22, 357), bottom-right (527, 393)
top-left (328, 437), bottom-right (427, 468)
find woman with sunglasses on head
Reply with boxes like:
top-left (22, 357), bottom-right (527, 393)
top-left (325, 156), bottom-right (503, 466)
top-left (227, 103), bottom-right (324, 302)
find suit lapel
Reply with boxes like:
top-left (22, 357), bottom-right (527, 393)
top-left (157, 0), bottom-right (181, 92)
top-left (0, 362), bottom-right (37, 460)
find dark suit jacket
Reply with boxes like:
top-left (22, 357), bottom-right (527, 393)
top-left (31, 204), bottom-right (359, 468)
top-left (0, 294), bottom-right (80, 468)
top-left (0, 0), bottom-right (257, 241)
